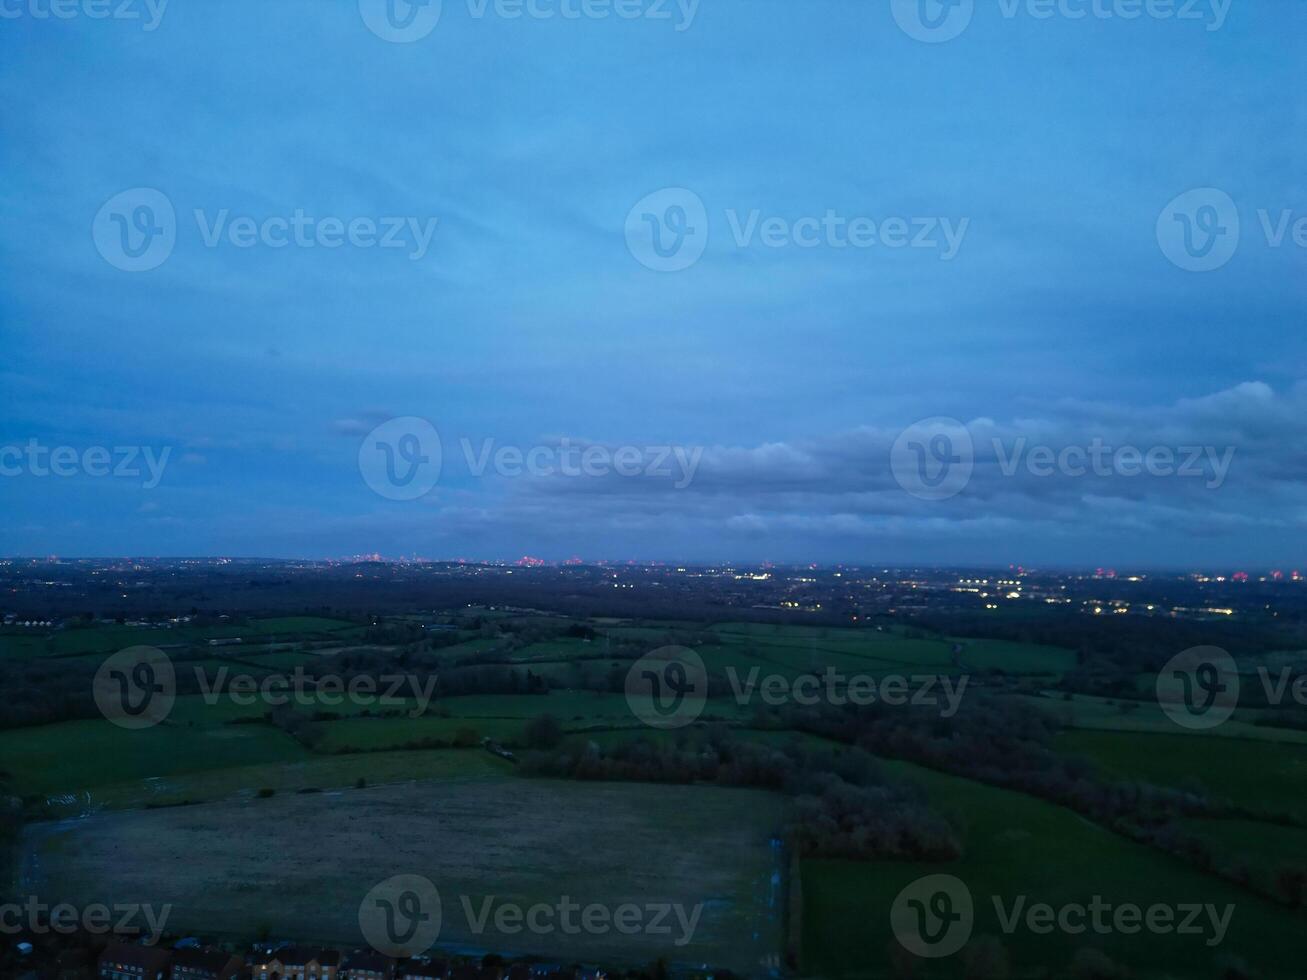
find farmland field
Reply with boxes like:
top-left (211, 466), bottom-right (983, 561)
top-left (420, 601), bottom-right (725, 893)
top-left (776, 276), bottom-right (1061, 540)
top-left (1057, 729), bottom-right (1307, 815)
top-left (21, 778), bottom-right (787, 972)
top-left (1178, 816), bottom-right (1307, 891)
top-left (4, 606), bottom-right (1303, 977)
top-left (800, 759), bottom-right (1306, 979)
top-left (0, 616), bottom-right (358, 659)
top-left (704, 623), bottom-right (1074, 677)
top-left (1019, 692), bottom-right (1307, 743)
top-left (40, 748), bottom-right (515, 815)
top-left (0, 716), bottom-right (309, 800)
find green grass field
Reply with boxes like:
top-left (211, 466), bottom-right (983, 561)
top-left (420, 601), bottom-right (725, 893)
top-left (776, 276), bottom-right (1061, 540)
top-left (0, 617), bottom-right (358, 660)
top-left (0, 717), bottom-right (309, 800)
top-left (801, 758), bottom-right (1306, 978)
top-left (1178, 817), bottom-right (1307, 892)
top-left (1019, 692), bottom-right (1307, 743)
top-left (318, 715), bottom-right (531, 750)
top-left (5, 614), bottom-right (1300, 977)
top-left (1057, 729), bottom-right (1307, 816)
top-left (951, 637), bottom-right (1077, 674)
top-left (704, 622), bottom-right (1074, 678)
top-left (40, 748), bottom-right (516, 814)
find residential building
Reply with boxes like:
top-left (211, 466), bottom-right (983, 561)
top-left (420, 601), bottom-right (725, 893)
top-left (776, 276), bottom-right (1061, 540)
top-left (98, 944), bottom-right (172, 980)
top-left (170, 947), bottom-right (243, 980)
top-left (251, 948), bottom-right (338, 980)
top-left (341, 949), bottom-right (395, 979)
top-left (395, 958), bottom-right (448, 980)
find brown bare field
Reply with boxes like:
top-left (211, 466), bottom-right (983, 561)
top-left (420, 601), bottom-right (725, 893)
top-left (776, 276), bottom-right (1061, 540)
top-left (22, 777), bottom-right (786, 972)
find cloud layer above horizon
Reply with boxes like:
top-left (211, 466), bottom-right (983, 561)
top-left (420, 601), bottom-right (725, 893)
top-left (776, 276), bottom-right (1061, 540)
top-left (1, 0), bottom-right (1304, 566)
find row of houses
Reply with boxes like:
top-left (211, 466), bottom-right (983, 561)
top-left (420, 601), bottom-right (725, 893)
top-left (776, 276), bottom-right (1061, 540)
top-left (99, 943), bottom-right (597, 980)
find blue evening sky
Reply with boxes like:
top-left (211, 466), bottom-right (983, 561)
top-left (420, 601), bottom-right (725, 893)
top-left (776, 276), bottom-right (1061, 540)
top-left (1, 0), bottom-right (1303, 565)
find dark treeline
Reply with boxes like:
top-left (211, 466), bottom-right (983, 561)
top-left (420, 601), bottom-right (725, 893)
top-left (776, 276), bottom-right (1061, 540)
top-left (768, 696), bottom-right (1307, 912)
top-left (0, 658), bottom-right (99, 730)
top-left (773, 696), bottom-right (1210, 829)
top-left (0, 646), bottom-right (559, 734)
top-left (0, 560), bottom-right (857, 623)
top-left (521, 731), bottom-right (962, 862)
top-left (912, 609), bottom-right (1300, 662)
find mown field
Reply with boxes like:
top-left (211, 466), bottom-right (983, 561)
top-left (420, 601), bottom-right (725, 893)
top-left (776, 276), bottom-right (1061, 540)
top-left (23, 779), bottom-right (786, 973)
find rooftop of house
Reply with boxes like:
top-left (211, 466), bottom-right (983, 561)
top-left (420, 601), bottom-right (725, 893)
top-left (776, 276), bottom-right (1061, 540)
top-left (171, 947), bottom-right (241, 972)
top-left (99, 943), bottom-right (173, 970)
